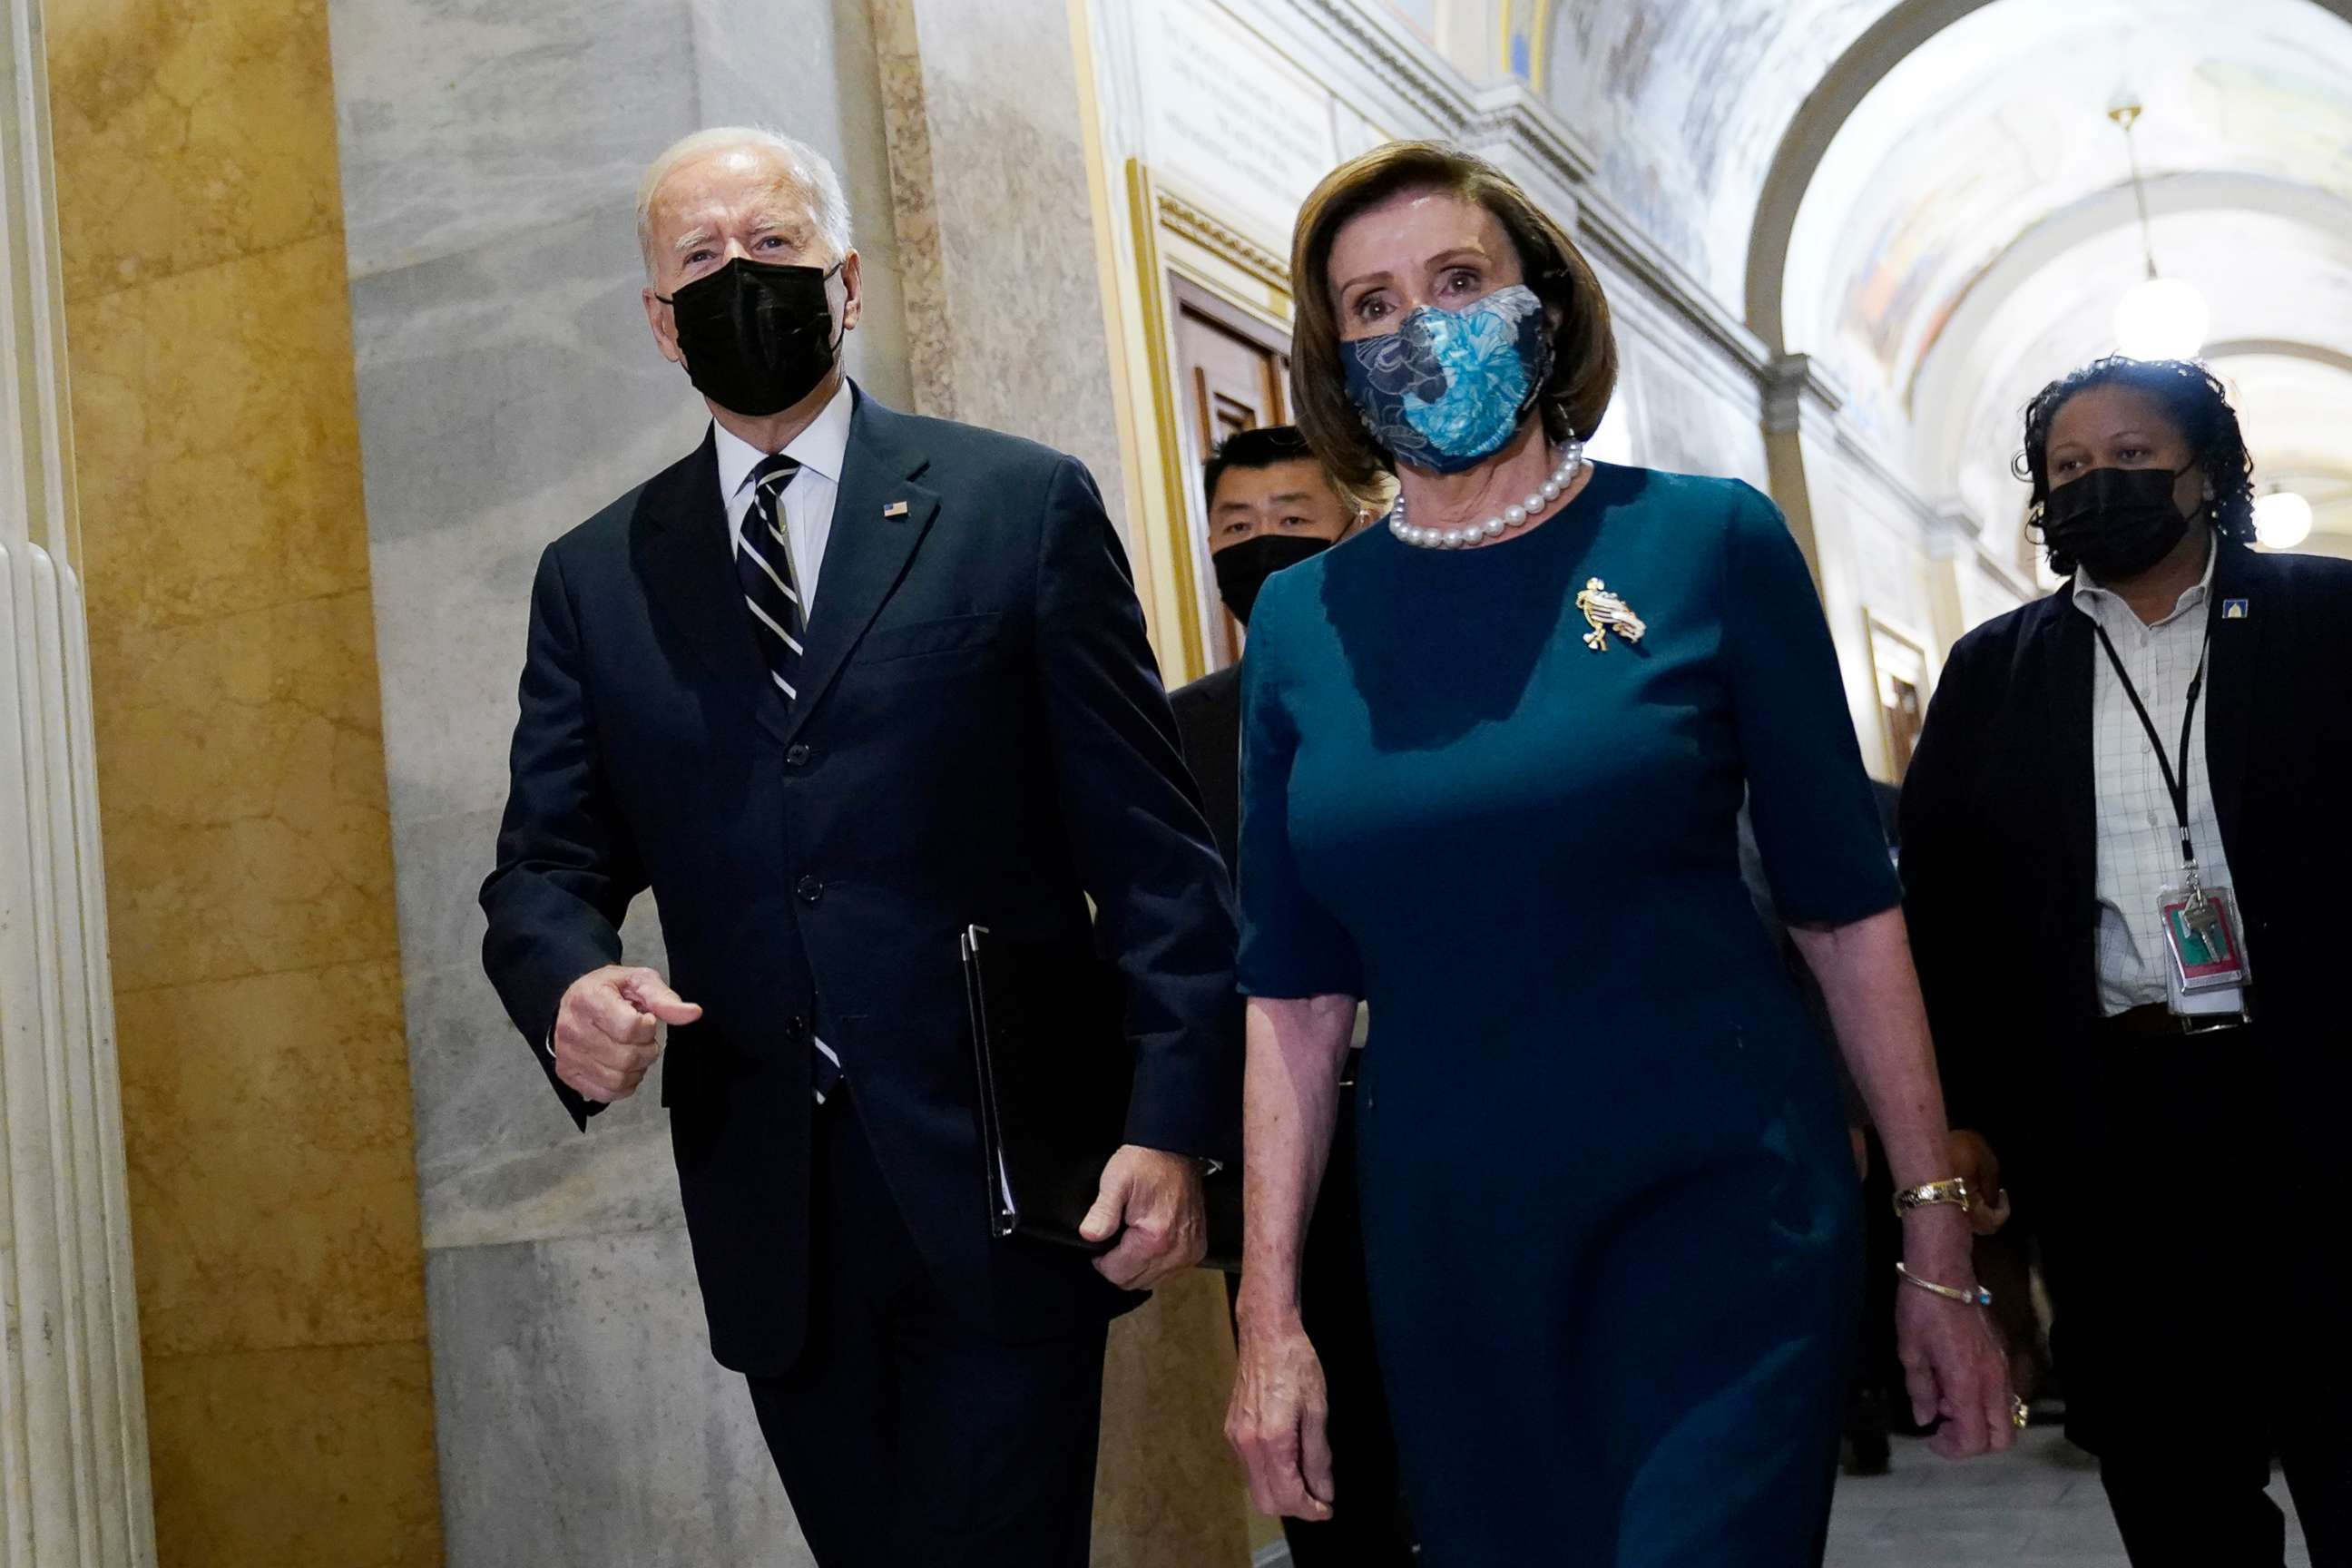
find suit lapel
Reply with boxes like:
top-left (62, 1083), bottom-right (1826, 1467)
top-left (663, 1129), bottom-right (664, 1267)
top-left (2039, 585), bottom-right (2099, 909)
top-left (634, 427), bottom-right (793, 747)
top-left (784, 395), bottom-right (941, 745)
top-left (2203, 540), bottom-right (2260, 864)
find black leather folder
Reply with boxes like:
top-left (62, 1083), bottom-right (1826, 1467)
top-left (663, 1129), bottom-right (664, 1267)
top-left (960, 924), bottom-right (1240, 1271)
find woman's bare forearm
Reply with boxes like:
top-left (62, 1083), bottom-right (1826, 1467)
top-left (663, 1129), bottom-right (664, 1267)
top-left (1789, 906), bottom-right (1975, 1270)
top-left (1233, 994), bottom-right (1357, 1329)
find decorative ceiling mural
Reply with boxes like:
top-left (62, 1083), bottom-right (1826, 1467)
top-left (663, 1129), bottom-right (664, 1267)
top-left (1788, 0), bottom-right (2352, 391)
top-left (1543, 0), bottom-right (1892, 296)
top-left (1531, 0), bottom-right (2352, 551)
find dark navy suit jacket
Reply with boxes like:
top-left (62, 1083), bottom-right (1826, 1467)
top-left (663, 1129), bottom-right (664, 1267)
top-left (480, 387), bottom-right (1239, 1374)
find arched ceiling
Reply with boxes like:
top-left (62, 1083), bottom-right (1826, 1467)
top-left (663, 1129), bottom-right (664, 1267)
top-left (1786, 0), bottom-right (2352, 393)
top-left (1802, 0), bottom-right (2352, 555)
top-left (1531, 0), bottom-right (2352, 555)
top-left (1923, 208), bottom-right (2352, 548)
top-left (1543, 0), bottom-right (1902, 300)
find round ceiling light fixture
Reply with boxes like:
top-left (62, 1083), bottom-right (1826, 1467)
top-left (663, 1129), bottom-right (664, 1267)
top-left (2112, 275), bottom-right (2211, 361)
top-left (2105, 101), bottom-right (2207, 361)
top-left (2253, 488), bottom-right (2313, 550)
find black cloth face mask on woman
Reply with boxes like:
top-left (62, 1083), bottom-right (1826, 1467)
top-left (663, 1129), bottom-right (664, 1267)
top-left (659, 256), bottom-right (844, 417)
top-left (2043, 458), bottom-right (2206, 581)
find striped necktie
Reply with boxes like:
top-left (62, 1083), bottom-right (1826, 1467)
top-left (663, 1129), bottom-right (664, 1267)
top-left (739, 453), bottom-right (807, 706)
top-left (739, 455), bottom-right (842, 1103)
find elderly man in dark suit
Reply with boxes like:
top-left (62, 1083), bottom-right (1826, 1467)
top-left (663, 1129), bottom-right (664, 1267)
top-left (479, 126), bottom-right (1239, 1568)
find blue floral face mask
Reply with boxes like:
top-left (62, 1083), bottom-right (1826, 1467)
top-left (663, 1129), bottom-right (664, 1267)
top-left (1340, 283), bottom-right (1552, 475)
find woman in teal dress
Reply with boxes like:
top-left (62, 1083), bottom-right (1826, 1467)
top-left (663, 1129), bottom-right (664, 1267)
top-left (1222, 142), bottom-right (2015, 1566)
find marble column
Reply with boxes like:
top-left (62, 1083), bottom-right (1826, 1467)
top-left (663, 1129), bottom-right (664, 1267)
top-left (0, 1), bottom-right (158, 1562)
top-left (873, 5), bottom-right (1245, 1563)
top-left (868, 0), bottom-right (1130, 511)
top-left (1764, 351), bottom-right (1895, 763)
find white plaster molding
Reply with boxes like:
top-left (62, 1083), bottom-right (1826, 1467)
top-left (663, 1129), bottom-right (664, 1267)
top-left (1153, 187), bottom-right (1291, 292)
top-left (1278, 0), bottom-right (1484, 133)
top-left (1254, 3), bottom-right (1773, 391)
top-left (1763, 352), bottom-right (1847, 436)
top-left (1455, 81), bottom-right (1598, 191)
top-left (1923, 497), bottom-right (1984, 562)
top-left (0, 0), bottom-right (159, 1556)
top-left (1577, 183), bottom-right (1774, 381)
top-left (1833, 426), bottom-right (1945, 539)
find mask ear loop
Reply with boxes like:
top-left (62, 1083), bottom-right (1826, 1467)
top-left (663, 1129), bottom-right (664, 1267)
top-left (818, 260), bottom-right (851, 359)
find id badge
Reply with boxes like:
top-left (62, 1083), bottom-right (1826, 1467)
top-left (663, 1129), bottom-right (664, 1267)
top-left (2157, 883), bottom-right (2250, 995)
top-left (2166, 961), bottom-right (2250, 1026)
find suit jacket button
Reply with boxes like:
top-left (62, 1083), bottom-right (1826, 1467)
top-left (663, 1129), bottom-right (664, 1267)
top-left (796, 875), bottom-right (823, 905)
top-left (785, 743), bottom-right (811, 768)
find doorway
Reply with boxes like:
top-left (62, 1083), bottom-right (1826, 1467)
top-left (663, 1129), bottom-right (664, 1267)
top-left (1170, 276), bottom-right (1293, 670)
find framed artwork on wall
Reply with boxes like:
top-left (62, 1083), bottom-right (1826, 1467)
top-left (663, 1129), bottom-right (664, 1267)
top-left (1864, 610), bottom-right (1933, 782)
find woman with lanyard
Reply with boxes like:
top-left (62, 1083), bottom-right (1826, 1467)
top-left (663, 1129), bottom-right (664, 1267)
top-left (1902, 356), bottom-right (2352, 1567)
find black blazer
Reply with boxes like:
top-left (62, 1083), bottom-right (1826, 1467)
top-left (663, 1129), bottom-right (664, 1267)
top-left (1168, 662), bottom-right (1241, 870)
top-left (480, 388), bottom-right (1240, 1373)
top-left (1899, 539), bottom-right (2352, 1207)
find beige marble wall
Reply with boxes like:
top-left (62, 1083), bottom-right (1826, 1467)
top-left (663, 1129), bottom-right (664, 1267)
top-left (44, 0), bottom-right (444, 1561)
top-left (869, 0), bottom-right (1131, 515)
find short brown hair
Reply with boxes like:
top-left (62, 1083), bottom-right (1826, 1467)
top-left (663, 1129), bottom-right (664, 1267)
top-left (1289, 141), bottom-right (1617, 495)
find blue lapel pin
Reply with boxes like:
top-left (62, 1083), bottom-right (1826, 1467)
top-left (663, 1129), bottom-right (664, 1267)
top-left (2222, 598), bottom-right (2249, 620)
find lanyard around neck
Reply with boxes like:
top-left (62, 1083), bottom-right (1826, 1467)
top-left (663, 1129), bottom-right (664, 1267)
top-left (2088, 600), bottom-right (2216, 874)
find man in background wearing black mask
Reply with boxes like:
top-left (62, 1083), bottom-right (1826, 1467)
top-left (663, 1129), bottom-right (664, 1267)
top-left (480, 127), bottom-right (1239, 1567)
top-left (1171, 426), bottom-right (1357, 867)
top-left (1902, 357), bottom-right (2352, 1568)
top-left (1170, 429), bottom-right (1416, 1568)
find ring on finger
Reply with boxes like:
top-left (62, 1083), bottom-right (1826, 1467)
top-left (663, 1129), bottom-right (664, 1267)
top-left (2010, 1396), bottom-right (2030, 1431)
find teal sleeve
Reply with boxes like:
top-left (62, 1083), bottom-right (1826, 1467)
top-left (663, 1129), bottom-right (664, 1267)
top-left (1723, 485), bottom-right (1904, 927)
top-left (1233, 583), bottom-right (1365, 1000)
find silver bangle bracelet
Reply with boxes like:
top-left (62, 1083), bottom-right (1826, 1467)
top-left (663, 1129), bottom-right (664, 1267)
top-left (1895, 1261), bottom-right (1993, 1308)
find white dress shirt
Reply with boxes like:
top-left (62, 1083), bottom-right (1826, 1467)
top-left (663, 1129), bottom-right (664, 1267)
top-left (712, 377), bottom-right (856, 612)
top-left (2076, 540), bottom-right (2242, 1015)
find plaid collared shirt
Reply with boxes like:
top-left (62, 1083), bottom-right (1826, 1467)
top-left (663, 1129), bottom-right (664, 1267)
top-left (2073, 544), bottom-right (2242, 1015)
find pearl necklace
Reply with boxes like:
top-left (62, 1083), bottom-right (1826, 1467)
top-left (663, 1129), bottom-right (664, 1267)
top-left (1386, 442), bottom-right (1587, 550)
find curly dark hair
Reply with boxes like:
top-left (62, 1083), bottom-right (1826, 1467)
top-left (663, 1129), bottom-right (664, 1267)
top-left (2014, 357), bottom-right (2257, 577)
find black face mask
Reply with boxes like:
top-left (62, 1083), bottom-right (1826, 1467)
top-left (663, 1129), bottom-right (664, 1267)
top-left (1213, 534), bottom-right (1333, 625)
top-left (2043, 460), bottom-right (2203, 581)
top-left (659, 257), bottom-right (843, 416)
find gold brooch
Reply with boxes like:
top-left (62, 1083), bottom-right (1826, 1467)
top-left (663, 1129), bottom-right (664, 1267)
top-left (1576, 578), bottom-right (1646, 652)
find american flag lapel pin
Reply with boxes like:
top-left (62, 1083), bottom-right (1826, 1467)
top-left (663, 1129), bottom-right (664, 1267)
top-left (2223, 598), bottom-right (2249, 620)
top-left (883, 499), bottom-right (910, 518)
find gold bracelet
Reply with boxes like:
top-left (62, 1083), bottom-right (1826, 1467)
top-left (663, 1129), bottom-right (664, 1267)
top-left (1891, 1177), bottom-right (1973, 1219)
top-left (1895, 1261), bottom-right (1992, 1308)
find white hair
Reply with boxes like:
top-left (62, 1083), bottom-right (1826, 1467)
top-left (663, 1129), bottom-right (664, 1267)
top-left (635, 126), bottom-right (854, 277)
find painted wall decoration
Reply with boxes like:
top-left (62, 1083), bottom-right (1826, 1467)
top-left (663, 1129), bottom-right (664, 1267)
top-left (1788, 0), bottom-right (2352, 417)
top-left (1544, 0), bottom-right (1891, 296)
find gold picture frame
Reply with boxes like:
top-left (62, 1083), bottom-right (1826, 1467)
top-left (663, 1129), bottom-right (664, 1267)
top-left (1863, 610), bottom-right (1934, 782)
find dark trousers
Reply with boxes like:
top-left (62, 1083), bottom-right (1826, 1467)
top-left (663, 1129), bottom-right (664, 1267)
top-left (1228, 1079), bottom-right (1417, 1567)
top-left (746, 1092), bottom-right (1109, 1568)
top-left (2051, 1020), bottom-right (2351, 1568)
top-left (2103, 1431), bottom-right (2349, 1568)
